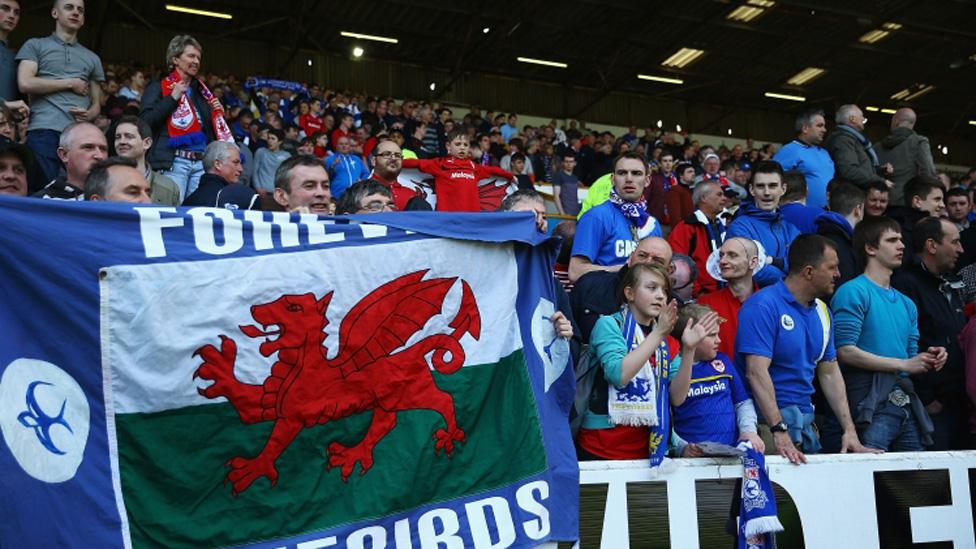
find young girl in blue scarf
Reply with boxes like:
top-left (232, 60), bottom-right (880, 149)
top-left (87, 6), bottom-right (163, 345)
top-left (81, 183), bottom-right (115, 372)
top-left (577, 263), bottom-right (718, 461)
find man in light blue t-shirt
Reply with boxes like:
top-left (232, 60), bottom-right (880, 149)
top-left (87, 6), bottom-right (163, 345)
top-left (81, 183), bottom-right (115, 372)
top-left (773, 108), bottom-right (834, 209)
top-left (736, 234), bottom-right (872, 464)
top-left (826, 216), bottom-right (945, 452)
top-left (568, 152), bottom-right (662, 282)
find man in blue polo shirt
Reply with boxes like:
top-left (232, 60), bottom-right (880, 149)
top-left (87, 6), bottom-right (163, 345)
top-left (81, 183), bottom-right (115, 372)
top-left (736, 234), bottom-right (874, 464)
top-left (568, 151), bottom-right (663, 282)
top-left (773, 108), bottom-right (834, 209)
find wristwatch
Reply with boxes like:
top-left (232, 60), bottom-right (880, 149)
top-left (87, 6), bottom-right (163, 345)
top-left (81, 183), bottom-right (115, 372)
top-left (769, 421), bottom-right (789, 433)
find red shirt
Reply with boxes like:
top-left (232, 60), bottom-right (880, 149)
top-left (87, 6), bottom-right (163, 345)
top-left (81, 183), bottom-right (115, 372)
top-left (698, 285), bottom-right (756, 360)
top-left (299, 114), bottom-right (323, 139)
top-left (402, 156), bottom-right (512, 212)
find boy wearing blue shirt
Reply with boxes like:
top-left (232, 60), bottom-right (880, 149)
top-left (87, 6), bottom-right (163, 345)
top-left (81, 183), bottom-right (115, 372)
top-left (569, 152), bottom-right (663, 282)
top-left (670, 304), bottom-right (763, 452)
top-left (736, 234), bottom-right (874, 464)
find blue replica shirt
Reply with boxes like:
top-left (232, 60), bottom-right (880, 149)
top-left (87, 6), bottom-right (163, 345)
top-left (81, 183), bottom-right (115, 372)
top-left (734, 281), bottom-right (835, 413)
top-left (571, 201), bottom-right (662, 266)
top-left (831, 275), bottom-right (919, 359)
top-left (773, 140), bottom-right (835, 209)
top-left (779, 202), bottom-right (823, 235)
top-left (669, 353), bottom-right (749, 445)
top-left (325, 153), bottom-right (370, 199)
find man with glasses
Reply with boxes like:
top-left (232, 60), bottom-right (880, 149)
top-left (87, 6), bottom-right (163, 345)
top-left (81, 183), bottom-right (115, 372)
top-left (825, 104), bottom-right (894, 191)
top-left (568, 152), bottom-right (663, 282)
top-left (369, 138), bottom-right (430, 211)
top-left (336, 179), bottom-right (395, 214)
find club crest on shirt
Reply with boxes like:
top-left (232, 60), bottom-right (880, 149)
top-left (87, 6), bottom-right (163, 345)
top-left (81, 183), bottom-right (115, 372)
top-left (711, 359), bottom-right (725, 373)
top-left (780, 314), bottom-right (795, 330)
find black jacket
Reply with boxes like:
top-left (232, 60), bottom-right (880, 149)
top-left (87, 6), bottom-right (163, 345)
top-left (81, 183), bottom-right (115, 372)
top-left (183, 173), bottom-right (260, 210)
top-left (570, 268), bottom-right (626, 343)
top-left (891, 260), bottom-right (967, 408)
top-left (815, 212), bottom-right (858, 288)
top-left (886, 205), bottom-right (928, 267)
top-left (140, 78), bottom-right (216, 171)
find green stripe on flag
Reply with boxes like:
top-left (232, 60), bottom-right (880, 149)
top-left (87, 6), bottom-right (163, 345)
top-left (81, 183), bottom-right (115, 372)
top-left (116, 349), bottom-right (545, 548)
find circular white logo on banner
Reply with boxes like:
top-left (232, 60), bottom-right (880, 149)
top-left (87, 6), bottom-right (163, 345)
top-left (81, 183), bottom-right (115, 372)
top-left (780, 314), bottom-right (795, 331)
top-left (531, 298), bottom-right (570, 393)
top-left (0, 358), bottom-right (90, 483)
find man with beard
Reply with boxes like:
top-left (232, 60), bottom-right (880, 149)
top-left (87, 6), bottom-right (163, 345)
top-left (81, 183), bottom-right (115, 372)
top-left (368, 138), bottom-right (429, 211)
top-left (774, 108), bottom-right (834, 209)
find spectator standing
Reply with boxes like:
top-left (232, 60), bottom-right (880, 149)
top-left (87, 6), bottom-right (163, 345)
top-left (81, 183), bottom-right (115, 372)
top-left (112, 115), bottom-right (180, 206)
top-left (252, 128), bottom-right (291, 195)
top-left (324, 135), bottom-right (370, 199)
top-left (569, 152), bottom-right (664, 281)
top-left (773, 108), bottom-right (834, 209)
top-left (876, 107), bottom-right (938, 206)
top-left (864, 181), bottom-right (890, 217)
top-left (778, 171), bottom-right (823, 235)
top-left (726, 160), bottom-right (800, 287)
top-left (699, 237), bottom-right (761, 360)
top-left (945, 187), bottom-right (970, 232)
top-left (141, 35), bottom-right (234, 200)
top-left (368, 139), bottom-right (430, 211)
top-left (0, 0), bottom-right (27, 119)
top-left (17, 0), bottom-right (104, 181)
top-left (815, 182), bottom-right (865, 287)
top-left (824, 104), bottom-right (892, 191)
top-left (887, 178), bottom-right (945, 265)
top-left (892, 217), bottom-right (969, 450)
top-left (737, 235), bottom-right (872, 463)
top-left (552, 151), bottom-right (580, 216)
top-left (667, 180), bottom-right (726, 296)
top-left (823, 216), bottom-right (941, 452)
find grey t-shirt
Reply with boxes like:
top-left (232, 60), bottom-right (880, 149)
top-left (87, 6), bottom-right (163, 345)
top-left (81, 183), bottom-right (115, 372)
top-left (552, 170), bottom-right (580, 216)
top-left (15, 33), bottom-right (104, 132)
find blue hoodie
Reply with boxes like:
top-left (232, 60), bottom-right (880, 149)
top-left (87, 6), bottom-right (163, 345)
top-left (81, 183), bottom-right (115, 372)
top-left (727, 203), bottom-right (801, 287)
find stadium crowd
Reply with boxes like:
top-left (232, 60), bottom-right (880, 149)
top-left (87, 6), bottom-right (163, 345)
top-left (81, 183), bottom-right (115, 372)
top-left (2, 0), bottom-right (976, 467)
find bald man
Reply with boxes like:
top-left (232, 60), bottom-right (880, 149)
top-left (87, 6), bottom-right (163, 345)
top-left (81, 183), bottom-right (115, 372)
top-left (698, 237), bottom-right (761, 359)
top-left (570, 236), bottom-right (673, 342)
top-left (876, 107), bottom-right (938, 206)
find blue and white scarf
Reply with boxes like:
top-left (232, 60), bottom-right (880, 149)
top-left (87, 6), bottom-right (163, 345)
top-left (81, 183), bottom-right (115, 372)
top-left (243, 77), bottom-right (307, 94)
top-left (608, 187), bottom-right (650, 230)
top-left (608, 307), bottom-right (659, 427)
top-left (737, 442), bottom-right (784, 548)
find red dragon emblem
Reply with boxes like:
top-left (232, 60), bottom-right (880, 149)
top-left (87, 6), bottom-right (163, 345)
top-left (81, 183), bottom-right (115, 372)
top-left (192, 270), bottom-right (481, 495)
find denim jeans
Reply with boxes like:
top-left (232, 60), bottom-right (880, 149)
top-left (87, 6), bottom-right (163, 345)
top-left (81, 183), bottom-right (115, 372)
top-left (26, 129), bottom-right (63, 182)
top-left (164, 156), bottom-right (204, 201)
top-left (859, 400), bottom-right (923, 451)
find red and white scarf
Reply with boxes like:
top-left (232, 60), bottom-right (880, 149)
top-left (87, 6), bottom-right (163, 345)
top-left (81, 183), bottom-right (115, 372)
top-left (162, 70), bottom-right (234, 149)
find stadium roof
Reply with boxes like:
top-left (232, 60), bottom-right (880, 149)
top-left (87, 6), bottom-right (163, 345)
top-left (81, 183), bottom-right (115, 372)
top-left (107, 1), bottom-right (976, 136)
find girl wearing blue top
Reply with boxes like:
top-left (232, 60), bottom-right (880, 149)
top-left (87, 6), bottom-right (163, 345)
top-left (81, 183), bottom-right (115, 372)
top-left (670, 304), bottom-right (765, 455)
top-left (578, 263), bottom-right (718, 461)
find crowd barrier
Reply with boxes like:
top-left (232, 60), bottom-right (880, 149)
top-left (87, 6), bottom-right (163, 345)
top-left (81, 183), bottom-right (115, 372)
top-left (576, 451), bottom-right (976, 548)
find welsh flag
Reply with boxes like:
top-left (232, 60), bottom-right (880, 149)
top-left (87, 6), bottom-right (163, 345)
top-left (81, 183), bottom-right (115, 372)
top-left (0, 197), bottom-right (579, 548)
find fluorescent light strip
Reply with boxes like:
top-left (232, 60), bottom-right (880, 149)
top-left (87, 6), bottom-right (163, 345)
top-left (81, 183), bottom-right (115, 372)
top-left (904, 85), bottom-right (935, 101)
top-left (880, 108), bottom-right (897, 114)
top-left (637, 74), bottom-right (684, 84)
top-left (727, 6), bottom-right (765, 22)
top-left (882, 22), bottom-right (902, 30)
top-left (764, 92), bottom-right (806, 102)
top-left (859, 29), bottom-right (889, 44)
top-left (786, 67), bottom-right (825, 86)
top-left (969, 120), bottom-right (976, 126)
top-left (340, 31), bottom-right (398, 44)
top-left (662, 48), bottom-right (705, 68)
top-left (517, 56), bottom-right (567, 68)
top-left (865, 106), bottom-right (880, 112)
top-left (165, 4), bottom-right (232, 19)
top-left (748, 0), bottom-right (775, 7)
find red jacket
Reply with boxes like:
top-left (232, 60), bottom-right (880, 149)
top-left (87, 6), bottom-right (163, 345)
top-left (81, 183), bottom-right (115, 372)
top-left (667, 211), bottom-right (725, 296)
top-left (402, 156), bottom-right (512, 212)
top-left (666, 183), bottom-right (694, 226)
